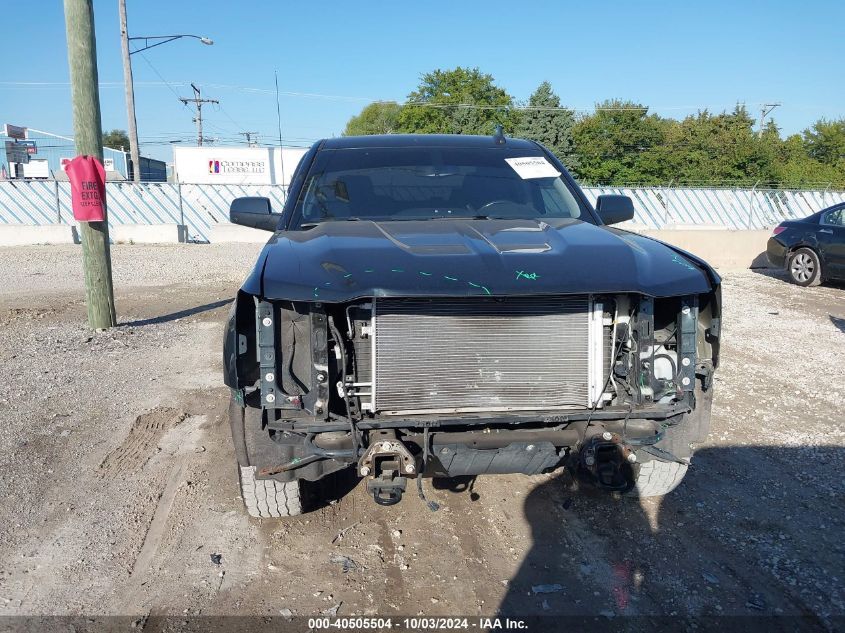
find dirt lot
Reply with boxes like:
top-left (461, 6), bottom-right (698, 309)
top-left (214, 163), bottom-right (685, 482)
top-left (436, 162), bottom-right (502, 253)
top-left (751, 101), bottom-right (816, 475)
top-left (0, 244), bottom-right (843, 627)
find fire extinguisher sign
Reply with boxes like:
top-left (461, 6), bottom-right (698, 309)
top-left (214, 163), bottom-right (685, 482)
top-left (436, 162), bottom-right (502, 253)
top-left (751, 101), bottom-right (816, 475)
top-left (63, 155), bottom-right (107, 222)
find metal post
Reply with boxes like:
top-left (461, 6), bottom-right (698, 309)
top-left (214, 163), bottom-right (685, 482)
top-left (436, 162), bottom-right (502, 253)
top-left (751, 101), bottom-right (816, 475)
top-left (758, 103), bottom-right (781, 137)
top-left (749, 180), bottom-right (760, 229)
top-left (54, 179), bottom-right (61, 223)
top-left (64, 0), bottom-right (117, 329)
top-left (119, 0), bottom-right (141, 182)
top-left (663, 179), bottom-right (674, 227)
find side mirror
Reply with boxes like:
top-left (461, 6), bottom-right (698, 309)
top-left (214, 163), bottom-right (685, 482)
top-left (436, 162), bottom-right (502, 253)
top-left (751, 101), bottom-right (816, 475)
top-left (229, 196), bottom-right (282, 231)
top-left (595, 194), bottom-right (635, 225)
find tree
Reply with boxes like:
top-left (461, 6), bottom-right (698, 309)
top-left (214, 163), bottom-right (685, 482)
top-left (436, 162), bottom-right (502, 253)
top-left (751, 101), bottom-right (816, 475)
top-left (514, 81), bottom-right (578, 172)
top-left (772, 133), bottom-right (845, 188)
top-left (653, 106), bottom-right (773, 186)
top-left (397, 67), bottom-right (520, 135)
top-left (343, 102), bottom-right (403, 136)
top-left (102, 129), bottom-right (129, 151)
top-left (803, 118), bottom-right (845, 168)
top-left (571, 100), bottom-right (669, 185)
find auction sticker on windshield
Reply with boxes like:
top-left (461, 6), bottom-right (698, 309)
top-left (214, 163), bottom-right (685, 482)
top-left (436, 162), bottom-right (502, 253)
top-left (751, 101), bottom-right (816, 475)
top-left (504, 156), bottom-right (561, 179)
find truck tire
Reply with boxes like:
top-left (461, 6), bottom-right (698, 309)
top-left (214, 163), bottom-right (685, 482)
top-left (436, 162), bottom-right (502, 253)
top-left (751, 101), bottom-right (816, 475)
top-left (230, 397), bottom-right (305, 517)
top-left (629, 459), bottom-right (688, 497)
top-left (239, 465), bottom-right (303, 517)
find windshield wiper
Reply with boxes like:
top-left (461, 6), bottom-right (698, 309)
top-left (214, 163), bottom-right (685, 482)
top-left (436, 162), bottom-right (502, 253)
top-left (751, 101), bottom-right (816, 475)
top-left (301, 216), bottom-right (363, 229)
top-left (426, 214), bottom-right (492, 220)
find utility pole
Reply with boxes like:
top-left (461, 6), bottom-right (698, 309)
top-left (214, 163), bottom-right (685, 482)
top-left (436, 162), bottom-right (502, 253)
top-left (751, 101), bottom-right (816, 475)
top-left (118, 0), bottom-right (141, 182)
top-left (239, 131), bottom-right (259, 147)
top-left (758, 103), bottom-right (781, 136)
top-left (179, 83), bottom-right (218, 146)
top-left (63, 0), bottom-right (117, 329)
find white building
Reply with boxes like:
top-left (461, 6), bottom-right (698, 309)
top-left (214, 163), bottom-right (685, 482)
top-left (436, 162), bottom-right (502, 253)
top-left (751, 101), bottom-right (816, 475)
top-left (172, 146), bottom-right (308, 185)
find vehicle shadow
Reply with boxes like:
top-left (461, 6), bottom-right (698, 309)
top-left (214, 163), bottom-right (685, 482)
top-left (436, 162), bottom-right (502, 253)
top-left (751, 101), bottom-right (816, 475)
top-left (121, 298), bottom-right (232, 327)
top-left (831, 315), bottom-right (845, 334)
top-left (496, 445), bottom-right (843, 629)
top-left (432, 475), bottom-right (480, 501)
top-left (751, 266), bottom-right (845, 290)
top-left (307, 466), bottom-right (361, 511)
top-left (751, 267), bottom-right (789, 282)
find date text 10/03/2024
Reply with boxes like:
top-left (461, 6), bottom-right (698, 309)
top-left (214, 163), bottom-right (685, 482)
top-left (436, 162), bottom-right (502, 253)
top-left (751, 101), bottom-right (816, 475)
top-left (307, 617), bottom-right (529, 630)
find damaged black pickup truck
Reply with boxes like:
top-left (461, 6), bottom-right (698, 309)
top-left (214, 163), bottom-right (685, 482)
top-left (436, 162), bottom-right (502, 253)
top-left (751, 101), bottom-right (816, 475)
top-left (223, 132), bottom-right (721, 517)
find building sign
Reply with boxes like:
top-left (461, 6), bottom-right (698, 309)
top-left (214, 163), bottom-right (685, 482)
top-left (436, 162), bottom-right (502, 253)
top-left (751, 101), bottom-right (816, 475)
top-left (3, 124), bottom-right (27, 140)
top-left (103, 157), bottom-right (115, 171)
top-left (173, 146), bottom-right (307, 185)
top-left (207, 159), bottom-right (266, 175)
top-left (18, 140), bottom-right (37, 155)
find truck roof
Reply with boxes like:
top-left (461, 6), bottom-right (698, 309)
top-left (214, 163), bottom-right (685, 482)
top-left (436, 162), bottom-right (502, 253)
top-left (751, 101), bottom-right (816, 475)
top-left (321, 134), bottom-right (540, 151)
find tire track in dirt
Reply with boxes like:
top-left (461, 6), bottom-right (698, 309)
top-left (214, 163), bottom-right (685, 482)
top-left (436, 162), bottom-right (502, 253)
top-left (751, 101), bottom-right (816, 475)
top-left (119, 415), bottom-right (207, 611)
top-left (98, 408), bottom-right (187, 476)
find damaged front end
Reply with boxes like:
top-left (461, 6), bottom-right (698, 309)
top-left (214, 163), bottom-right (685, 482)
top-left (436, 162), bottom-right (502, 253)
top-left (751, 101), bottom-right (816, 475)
top-left (225, 283), bottom-right (721, 505)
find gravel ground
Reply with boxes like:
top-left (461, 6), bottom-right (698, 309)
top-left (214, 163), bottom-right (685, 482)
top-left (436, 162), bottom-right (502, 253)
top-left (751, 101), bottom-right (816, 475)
top-left (0, 245), bottom-right (843, 628)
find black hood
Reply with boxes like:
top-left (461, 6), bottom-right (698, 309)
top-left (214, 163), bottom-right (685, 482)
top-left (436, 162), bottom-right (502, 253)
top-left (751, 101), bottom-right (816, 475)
top-left (248, 218), bottom-right (717, 301)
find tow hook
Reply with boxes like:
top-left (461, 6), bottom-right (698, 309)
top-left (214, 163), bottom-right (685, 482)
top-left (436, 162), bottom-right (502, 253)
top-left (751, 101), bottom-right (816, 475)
top-left (359, 431), bottom-right (417, 506)
top-left (578, 431), bottom-right (637, 492)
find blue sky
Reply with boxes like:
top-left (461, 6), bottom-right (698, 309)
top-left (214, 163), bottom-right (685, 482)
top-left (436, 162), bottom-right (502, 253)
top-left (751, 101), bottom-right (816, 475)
top-left (1, 0), bottom-right (843, 162)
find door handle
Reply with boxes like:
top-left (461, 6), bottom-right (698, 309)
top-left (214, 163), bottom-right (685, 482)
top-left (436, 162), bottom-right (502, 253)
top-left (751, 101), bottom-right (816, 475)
top-left (819, 228), bottom-right (833, 234)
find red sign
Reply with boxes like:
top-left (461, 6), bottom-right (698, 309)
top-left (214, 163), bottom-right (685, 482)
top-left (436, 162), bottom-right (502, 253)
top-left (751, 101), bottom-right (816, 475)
top-left (64, 156), bottom-right (106, 222)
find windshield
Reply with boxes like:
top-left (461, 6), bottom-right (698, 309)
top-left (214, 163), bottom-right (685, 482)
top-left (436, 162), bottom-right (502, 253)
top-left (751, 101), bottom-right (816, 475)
top-left (292, 146), bottom-right (590, 227)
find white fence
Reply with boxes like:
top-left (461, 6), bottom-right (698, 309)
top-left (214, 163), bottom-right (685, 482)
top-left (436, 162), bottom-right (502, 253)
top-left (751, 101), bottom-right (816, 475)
top-left (0, 181), bottom-right (843, 241)
top-left (0, 181), bottom-right (287, 242)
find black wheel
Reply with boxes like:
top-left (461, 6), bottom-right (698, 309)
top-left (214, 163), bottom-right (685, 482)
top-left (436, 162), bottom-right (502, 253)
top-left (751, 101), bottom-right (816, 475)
top-left (788, 247), bottom-right (822, 286)
top-left (239, 465), bottom-right (303, 517)
top-left (627, 459), bottom-right (689, 497)
top-left (229, 397), bottom-right (304, 517)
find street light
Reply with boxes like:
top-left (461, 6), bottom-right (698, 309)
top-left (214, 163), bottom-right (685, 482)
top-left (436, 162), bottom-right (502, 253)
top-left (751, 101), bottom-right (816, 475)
top-left (118, 0), bottom-right (213, 182)
top-left (127, 34), bottom-right (214, 55)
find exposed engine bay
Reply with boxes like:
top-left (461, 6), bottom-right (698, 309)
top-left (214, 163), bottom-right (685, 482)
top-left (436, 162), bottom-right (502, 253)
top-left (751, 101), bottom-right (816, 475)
top-left (226, 288), bottom-right (720, 505)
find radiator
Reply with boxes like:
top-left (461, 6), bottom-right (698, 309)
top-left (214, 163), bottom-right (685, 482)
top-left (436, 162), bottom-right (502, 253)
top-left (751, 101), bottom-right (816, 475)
top-left (371, 296), bottom-right (602, 415)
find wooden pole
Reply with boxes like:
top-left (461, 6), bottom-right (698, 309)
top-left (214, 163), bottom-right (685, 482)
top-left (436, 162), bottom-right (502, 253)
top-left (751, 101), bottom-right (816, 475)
top-left (118, 0), bottom-right (142, 183)
top-left (64, 0), bottom-right (117, 329)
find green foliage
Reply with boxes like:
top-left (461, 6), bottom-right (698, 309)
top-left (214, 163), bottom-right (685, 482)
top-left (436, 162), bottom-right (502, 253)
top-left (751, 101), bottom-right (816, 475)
top-left (102, 129), bottom-right (129, 151)
top-left (339, 66), bottom-right (845, 188)
top-left (514, 81), bottom-right (578, 172)
top-left (397, 67), bottom-right (519, 135)
top-left (342, 102), bottom-right (402, 136)
top-left (649, 106), bottom-right (773, 186)
top-left (571, 100), bottom-right (669, 185)
top-left (572, 104), bottom-right (845, 188)
top-left (771, 133), bottom-right (844, 188)
top-left (803, 119), bottom-right (845, 168)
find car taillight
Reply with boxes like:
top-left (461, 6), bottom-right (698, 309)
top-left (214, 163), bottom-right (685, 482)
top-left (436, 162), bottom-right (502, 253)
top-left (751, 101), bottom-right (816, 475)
top-left (772, 226), bottom-right (787, 236)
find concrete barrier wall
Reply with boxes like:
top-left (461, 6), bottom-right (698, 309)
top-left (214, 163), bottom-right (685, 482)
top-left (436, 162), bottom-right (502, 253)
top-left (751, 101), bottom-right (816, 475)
top-left (644, 229), bottom-right (773, 270)
top-left (0, 224), bottom-right (77, 246)
top-left (209, 223), bottom-right (272, 244)
top-left (110, 224), bottom-right (186, 244)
